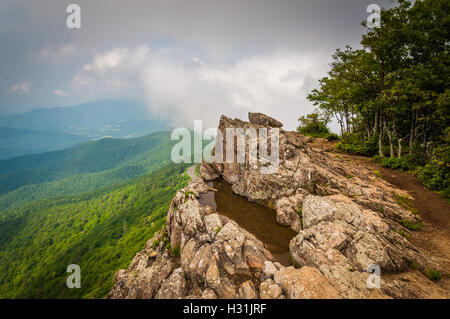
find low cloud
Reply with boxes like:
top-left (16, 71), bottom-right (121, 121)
top-left (141, 51), bottom-right (328, 130)
top-left (33, 43), bottom-right (77, 62)
top-left (7, 81), bottom-right (31, 94)
top-left (76, 46), bottom-right (329, 130)
top-left (52, 89), bottom-right (71, 97)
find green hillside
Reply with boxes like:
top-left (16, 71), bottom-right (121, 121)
top-left (0, 131), bottom-right (175, 211)
top-left (0, 163), bottom-right (190, 299)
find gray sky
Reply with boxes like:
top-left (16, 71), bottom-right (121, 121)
top-left (0, 0), bottom-right (396, 129)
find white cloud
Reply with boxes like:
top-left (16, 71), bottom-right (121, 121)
top-left (82, 45), bottom-right (151, 73)
top-left (34, 42), bottom-right (77, 62)
top-left (75, 46), bottom-right (328, 130)
top-left (7, 81), bottom-right (31, 94)
top-left (140, 51), bottom-right (328, 130)
top-left (72, 45), bottom-right (151, 94)
top-left (52, 89), bottom-right (71, 97)
top-left (72, 73), bottom-right (96, 94)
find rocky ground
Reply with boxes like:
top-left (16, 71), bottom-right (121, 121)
top-left (108, 113), bottom-right (449, 299)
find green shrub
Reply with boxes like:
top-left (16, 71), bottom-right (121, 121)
top-left (381, 157), bottom-right (402, 170)
top-left (372, 155), bottom-right (382, 163)
top-left (381, 154), bottom-right (426, 171)
top-left (416, 160), bottom-right (449, 198)
top-left (335, 133), bottom-right (378, 157)
top-left (297, 112), bottom-right (331, 138)
top-left (425, 268), bottom-right (442, 282)
top-left (152, 238), bottom-right (161, 249)
top-left (325, 133), bottom-right (340, 141)
top-left (166, 243), bottom-right (181, 257)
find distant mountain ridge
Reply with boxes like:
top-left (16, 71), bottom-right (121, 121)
top-left (0, 127), bottom-right (89, 160)
top-left (0, 99), bottom-right (169, 160)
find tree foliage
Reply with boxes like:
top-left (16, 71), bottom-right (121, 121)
top-left (307, 0), bottom-right (449, 197)
top-left (0, 163), bottom-right (189, 298)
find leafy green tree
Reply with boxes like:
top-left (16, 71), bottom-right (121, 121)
top-left (306, 0), bottom-right (449, 197)
top-left (297, 111), bottom-right (331, 138)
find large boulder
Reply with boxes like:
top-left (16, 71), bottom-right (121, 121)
top-left (248, 112), bottom-right (283, 127)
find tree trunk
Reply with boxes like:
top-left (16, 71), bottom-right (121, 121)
top-left (388, 130), bottom-right (394, 157)
top-left (397, 138), bottom-right (402, 158)
top-left (378, 114), bottom-right (384, 157)
top-left (409, 111), bottom-right (416, 155)
top-left (423, 121), bottom-right (428, 159)
top-left (373, 113), bottom-right (378, 136)
top-left (384, 122), bottom-right (394, 158)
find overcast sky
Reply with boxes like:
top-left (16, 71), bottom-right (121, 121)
top-left (0, 0), bottom-right (396, 129)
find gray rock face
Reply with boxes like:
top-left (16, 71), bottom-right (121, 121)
top-left (274, 266), bottom-right (340, 299)
top-left (289, 194), bottom-right (419, 298)
top-left (208, 115), bottom-right (417, 228)
top-left (109, 179), bottom-right (287, 299)
top-left (108, 113), bottom-right (438, 299)
top-left (155, 268), bottom-right (186, 299)
top-left (248, 112), bottom-right (283, 128)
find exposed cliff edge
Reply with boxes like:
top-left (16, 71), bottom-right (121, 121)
top-left (108, 113), bottom-right (448, 299)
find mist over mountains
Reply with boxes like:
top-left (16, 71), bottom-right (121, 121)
top-left (0, 99), bottom-right (169, 160)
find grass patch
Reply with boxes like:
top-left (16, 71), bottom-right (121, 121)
top-left (184, 190), bottom-right (195, 202)
top-left (425, 268), bottom-right (442, 282)
top-left (373, 170), bottom-right (382, 179)
top-left (297, 204), bottom-right (303, 225)
top-left (408, 261), bottom-right (421, 270)
top-left (152, 238), bottom-right (161, 249)
top-left (400, 220), bottom-right (423, 231)
top-left (396, 229), bottom-right (410, 239)
top-left (166, 243), bottom-right (181, 257)
top-left (395, 195), bottom-right (419, 215)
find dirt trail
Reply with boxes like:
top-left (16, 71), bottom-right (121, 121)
top-left (309, 138), bottom-right (450, 293)
top-left (186, 165), bottom-right (198, 180)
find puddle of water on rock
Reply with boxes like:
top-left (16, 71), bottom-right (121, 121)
top-left (199, 178), bottom-right (296, 266)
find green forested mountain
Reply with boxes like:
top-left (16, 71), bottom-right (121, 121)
top-left (0, 163), bottom-right (190, 299)
top-left (0, 131), bottom-right (176, 211)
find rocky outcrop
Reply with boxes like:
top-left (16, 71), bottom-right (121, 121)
top-left (209, 115), bottom-right (416, 227)
top-left (108, 113), bottom-right (444, 299)
top-left (248, 112), bottom-right (283, 128)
